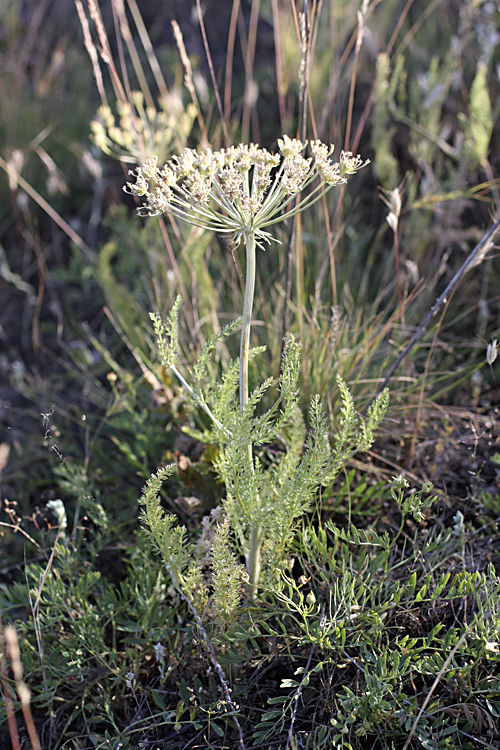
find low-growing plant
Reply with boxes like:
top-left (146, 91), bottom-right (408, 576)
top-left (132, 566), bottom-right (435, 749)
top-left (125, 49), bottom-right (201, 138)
top-left (246, 481), bottom-right (500, 749)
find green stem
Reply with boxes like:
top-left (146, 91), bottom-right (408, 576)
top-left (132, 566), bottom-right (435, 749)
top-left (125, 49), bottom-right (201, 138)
top-left (247, 523), bottom-right (262, 597)
top-left (240, 234), bottom-right (256, 410)
top-left (171, 364), bottom-right (229, 436)
top-left (240, 233), bottom-right (262, 596)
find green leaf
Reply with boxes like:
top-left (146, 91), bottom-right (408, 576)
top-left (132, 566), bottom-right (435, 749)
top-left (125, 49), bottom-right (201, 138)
top-left (210, 720), bottom-right (225, 737)
top-left (176, 698), bottom-right (186, 720)
top-left (415, 575), bottom-right (431, 601)
top-left (406, 571), bottom-right (417, 599)
top-left (433, 572), bottom-right (451, 598)
top-left (261, 709), bottom-right (286, 721)
top-left (267, 695), bottom-right (291, 705)
top-left (280, 679), bottom-right (300, 688)
top-left (151, 690), bottom-right (166, 712)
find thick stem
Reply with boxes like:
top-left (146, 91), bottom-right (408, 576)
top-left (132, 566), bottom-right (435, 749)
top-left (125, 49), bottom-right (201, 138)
top-left (239, 234), bottom-right (262, 596)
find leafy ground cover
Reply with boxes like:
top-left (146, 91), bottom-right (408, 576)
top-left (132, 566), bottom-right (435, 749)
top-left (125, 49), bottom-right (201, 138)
top-left (1, 1), bottom-right (500, 748)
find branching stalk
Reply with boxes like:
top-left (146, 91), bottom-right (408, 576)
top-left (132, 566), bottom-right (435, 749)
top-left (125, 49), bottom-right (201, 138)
top-left (171, 364), bottom-right (229, 435)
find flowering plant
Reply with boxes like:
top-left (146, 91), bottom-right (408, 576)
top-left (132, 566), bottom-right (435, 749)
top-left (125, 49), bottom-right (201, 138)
top-left (128, 136), bottom-right (377, 596)
top-left (124, 136), bottom-right (368, 248)
top-left (91, 90), bottom-right (196, 164)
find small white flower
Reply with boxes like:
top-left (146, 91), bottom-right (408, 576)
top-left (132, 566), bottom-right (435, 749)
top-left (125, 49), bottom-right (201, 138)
top-left (392, 473), bottom-right (409, 490)
top-left (277, 135), bottom-right (306, 158)
top-left (46, 499), bottom-right (67, 532)
top-left (125, 671), bottom-right (136, 689)
top-left (153, 643), bottom-right (166, 664)
top-left (452, 510), bottom-right (465, 536)
top-left (339, 150), bottom-right (370, 175)
top-left (487, 339), bottom-right (498, 366)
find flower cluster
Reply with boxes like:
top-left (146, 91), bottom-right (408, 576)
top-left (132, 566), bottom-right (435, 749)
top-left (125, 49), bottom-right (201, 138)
top-left (124, 135), bottom-right (369, 247)
top-left (91, 90), bottom-right (196, 164)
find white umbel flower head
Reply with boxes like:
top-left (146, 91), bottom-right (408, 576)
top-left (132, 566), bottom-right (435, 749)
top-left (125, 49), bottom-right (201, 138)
top-left (124, 138), bottom-right (370, 249)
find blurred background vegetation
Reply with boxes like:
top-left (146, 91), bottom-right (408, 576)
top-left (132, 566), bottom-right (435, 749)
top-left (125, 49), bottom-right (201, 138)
top-left (1, 0), bottom-right (500, 747)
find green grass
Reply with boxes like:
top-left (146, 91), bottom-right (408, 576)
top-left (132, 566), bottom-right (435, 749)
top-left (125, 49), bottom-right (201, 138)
top-left (1, 0), bottom-right (500, 748)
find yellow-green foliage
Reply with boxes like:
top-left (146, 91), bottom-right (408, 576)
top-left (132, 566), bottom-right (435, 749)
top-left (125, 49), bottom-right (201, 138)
top-left (139, 465), bottom-right (207, 609)
top-left (372, 53), bottom-right (403, 189)
top-left (143, 304), bottom-right (389, 601)
top-left (211, 517), bottom-right (246, 626)
top-left (468, 63), bottom-right (493, 165)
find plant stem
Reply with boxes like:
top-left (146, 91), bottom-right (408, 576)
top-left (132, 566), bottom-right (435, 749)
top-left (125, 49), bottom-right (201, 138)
top-left (240, 233), bottom-right (262, 595)
top-left (240, 234), bottom-right (256, 410)
top-left (171, 364), bottom-right (229, 435)
top-left (247, 522), bottom-right (262, 597)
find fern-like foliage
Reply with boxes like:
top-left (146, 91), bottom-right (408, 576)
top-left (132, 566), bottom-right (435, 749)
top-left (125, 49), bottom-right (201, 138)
top-left (151, 297), bottom-right (241, 434)
top-left (211, 517), bottom-right (247, 626)
top-left (144, 306), bottom-right (389, 600)
top-left (329, 375), bottom-right (389, 481)
top-left (211, 337), bottom-right (314, 581)
top-left (262, 395), bottom-right (331, 582)
top-left (150, 296), bottom-right (182, 370)
top-left (138, 466), bottom-right (207, 607)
